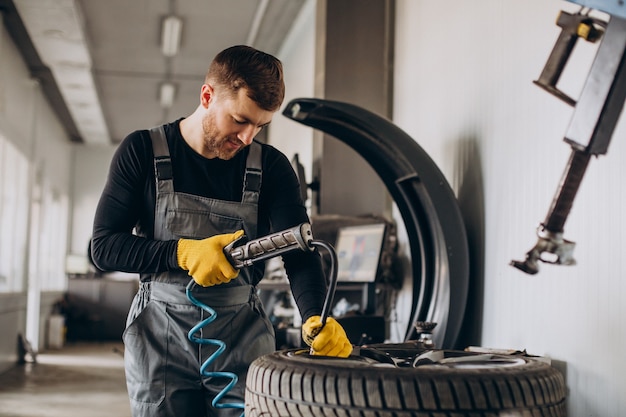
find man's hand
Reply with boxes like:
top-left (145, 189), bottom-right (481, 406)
top-left (302, 316), bottom-right (352, 357)
top-left (177, 230), bottom-right (244, 287)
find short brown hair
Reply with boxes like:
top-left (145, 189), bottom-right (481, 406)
top-left (205, 45), bottom-right (285, 111)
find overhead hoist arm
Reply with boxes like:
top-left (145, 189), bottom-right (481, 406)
top-left (511, 6), bottom-right (626, 274)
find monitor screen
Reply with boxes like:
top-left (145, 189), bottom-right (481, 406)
top-left (335, 223), bottom-right (386, 283)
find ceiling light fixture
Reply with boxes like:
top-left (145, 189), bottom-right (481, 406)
top-left (161, 15), bottom-right (183, 57)
top-left (159, 82), bottom-right (177, 108)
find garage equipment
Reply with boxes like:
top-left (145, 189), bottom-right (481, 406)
top-left (282, 98), bottom-right (470, 349)
top-left (511, 3), bottom-right (626, 274)
top-left (186, 222), bottom-right (339, 414)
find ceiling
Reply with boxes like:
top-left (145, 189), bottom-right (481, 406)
top-left (1, 0), bottom-right (306, 145)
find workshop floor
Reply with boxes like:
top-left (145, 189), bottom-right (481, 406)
top-left (0, 342), bottom-right (130, 417)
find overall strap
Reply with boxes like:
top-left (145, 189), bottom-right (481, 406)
top-left (149, 125), bottom-right (173, 239)
top-left (149, 125), bottom-right (174, 194)
top-left (242, 141), bottom-right (262, 205)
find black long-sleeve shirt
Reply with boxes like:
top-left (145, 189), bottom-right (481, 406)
top-left (91, 119), bottom-right (326, 321)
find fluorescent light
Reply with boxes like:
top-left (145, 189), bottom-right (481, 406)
top-left (159, 82), bottom-right (176, 108)
top-left (161, 15), bottom-right (182, 57)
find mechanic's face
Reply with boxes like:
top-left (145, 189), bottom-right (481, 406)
top-left (201, 85), bottom-right (274, 160)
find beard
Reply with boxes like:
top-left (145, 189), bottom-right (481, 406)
top-left (201, 112), bottom-right (244, 160)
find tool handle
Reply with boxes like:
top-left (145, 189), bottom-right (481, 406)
top-left (224, 223), bottom-right (314, 269)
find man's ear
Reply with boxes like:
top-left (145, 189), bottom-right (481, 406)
top-left (200, 83), bottom-right (214, 108)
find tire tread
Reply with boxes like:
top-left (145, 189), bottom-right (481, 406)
top-left (245, 352), bottom-right (567, 417)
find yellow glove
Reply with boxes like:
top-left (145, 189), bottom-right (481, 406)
top-left (302, 315), bottom-right (352, 358)
top-left (177, 230), bottom-right (244, 287)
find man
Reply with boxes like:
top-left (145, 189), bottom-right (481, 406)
top-left (91, 45), bottom-right (352, 417)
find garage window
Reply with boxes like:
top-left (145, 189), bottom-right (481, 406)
top-left (0, 135), bottom-right (29, 293)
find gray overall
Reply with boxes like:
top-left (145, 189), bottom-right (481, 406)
top-left (122, 126), bottom-right (275, 417)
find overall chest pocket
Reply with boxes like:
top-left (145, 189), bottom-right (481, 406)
top-left (166, 208), bottom-right (243, 239)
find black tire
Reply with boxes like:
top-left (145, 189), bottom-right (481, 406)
top-left (245, 348), bottom-right (567, 417)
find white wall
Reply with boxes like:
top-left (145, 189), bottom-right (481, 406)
top-left (394, 0), bottom-right (624, 415)
top-left (270, 0), bottom-right (317, 199)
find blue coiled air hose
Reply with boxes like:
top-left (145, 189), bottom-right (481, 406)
top-left (186, 280), bottom-right (245, 416)
top-left (184, 223), bottom-right (338, 416)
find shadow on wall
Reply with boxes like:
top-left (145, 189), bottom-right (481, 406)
top-left (453, 136), bottom-right (486, 349)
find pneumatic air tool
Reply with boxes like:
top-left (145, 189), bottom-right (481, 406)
top-left (223, 222), bottom-right (338, 329)
top-left (224, 223), bottom-right (314, 267)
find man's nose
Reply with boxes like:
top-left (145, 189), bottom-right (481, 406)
top-left (237, 125), bottom-right (258, 145)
